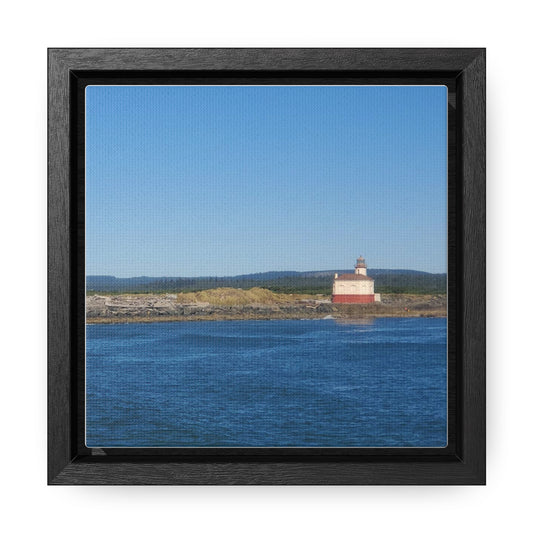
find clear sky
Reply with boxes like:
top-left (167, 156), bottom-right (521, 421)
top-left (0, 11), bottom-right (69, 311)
top-left (86, 85), bottom-right (447, 277)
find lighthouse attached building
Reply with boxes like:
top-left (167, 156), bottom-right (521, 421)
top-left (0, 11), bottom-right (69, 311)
top-left (332, 256), bottom-right (381, 303)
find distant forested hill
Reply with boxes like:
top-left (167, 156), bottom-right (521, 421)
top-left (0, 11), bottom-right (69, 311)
top-left (87, 270), bottom-right (446, 295)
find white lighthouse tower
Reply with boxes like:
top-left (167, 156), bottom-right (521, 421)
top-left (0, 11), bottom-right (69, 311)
top-left (355, 255), bottom-right (367, 276)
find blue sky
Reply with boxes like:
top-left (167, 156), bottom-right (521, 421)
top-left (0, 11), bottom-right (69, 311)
top-left (86, 85), bottom-right (447, 277)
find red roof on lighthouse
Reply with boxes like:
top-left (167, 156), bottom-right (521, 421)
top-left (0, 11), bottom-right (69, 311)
top-left (336, 273), bottom-right (373, 281)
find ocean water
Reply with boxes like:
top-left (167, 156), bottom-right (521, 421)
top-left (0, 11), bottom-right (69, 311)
top-left (86, 318), bottom-right (447, 447)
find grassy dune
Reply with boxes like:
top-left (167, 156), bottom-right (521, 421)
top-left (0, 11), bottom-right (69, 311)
top-left (173, 287), bottom-right (319, 306)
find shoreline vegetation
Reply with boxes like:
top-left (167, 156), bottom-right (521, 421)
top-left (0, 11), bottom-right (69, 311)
top-left (86, 270), bottom-right (447, 296)
top-left (86, 287), bottom-right (446, 324)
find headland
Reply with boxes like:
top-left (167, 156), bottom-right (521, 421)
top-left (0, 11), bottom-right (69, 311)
top-left (86, 287), bottom-right (446, 324)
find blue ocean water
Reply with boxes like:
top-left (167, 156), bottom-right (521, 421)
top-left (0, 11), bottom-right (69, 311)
top-left (86, 318), bottom-right (447, 447)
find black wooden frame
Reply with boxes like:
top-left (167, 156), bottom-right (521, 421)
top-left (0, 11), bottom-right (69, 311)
top-left (48, 48), bottom-right (485, 485)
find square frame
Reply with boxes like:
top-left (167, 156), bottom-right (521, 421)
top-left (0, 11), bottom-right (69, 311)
top-left (48, 48), bottom-right (485, 485)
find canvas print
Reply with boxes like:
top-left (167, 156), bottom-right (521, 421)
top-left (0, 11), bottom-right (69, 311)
top-left (85, 85), bottom-right (447, 448)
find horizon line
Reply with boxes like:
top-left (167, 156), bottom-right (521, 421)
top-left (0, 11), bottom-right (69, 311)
top-left (86, 267), bottom-right (447, 279)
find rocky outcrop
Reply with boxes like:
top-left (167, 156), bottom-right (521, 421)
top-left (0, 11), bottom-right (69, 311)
top-left (86, 293), bottom-right (446, 323)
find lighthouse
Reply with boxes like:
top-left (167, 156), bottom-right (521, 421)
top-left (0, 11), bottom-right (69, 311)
top-left (332, 256), bottom-right (381, 303)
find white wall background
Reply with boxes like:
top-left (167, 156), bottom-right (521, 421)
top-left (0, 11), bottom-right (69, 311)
top-left (1, 1), bottom-right (530, 531)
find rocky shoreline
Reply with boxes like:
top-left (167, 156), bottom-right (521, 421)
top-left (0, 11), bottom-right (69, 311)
top-left (86, 293), bottom-right (446, 323)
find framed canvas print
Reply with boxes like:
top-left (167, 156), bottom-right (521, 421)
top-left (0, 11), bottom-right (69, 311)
top-left (48, 48), bottom-right (485, 484)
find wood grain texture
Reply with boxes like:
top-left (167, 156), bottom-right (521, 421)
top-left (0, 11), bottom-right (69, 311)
top-left (48, 50), bottom-right (73, 483)
top-left (48, 47), bottom-right (482, 72)
top-left (52, 459), bottom-right (481, 485)
top-left (458, 50), bottom-right (486, 483)
top-left (48, 48), bottom-right (486, 485)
